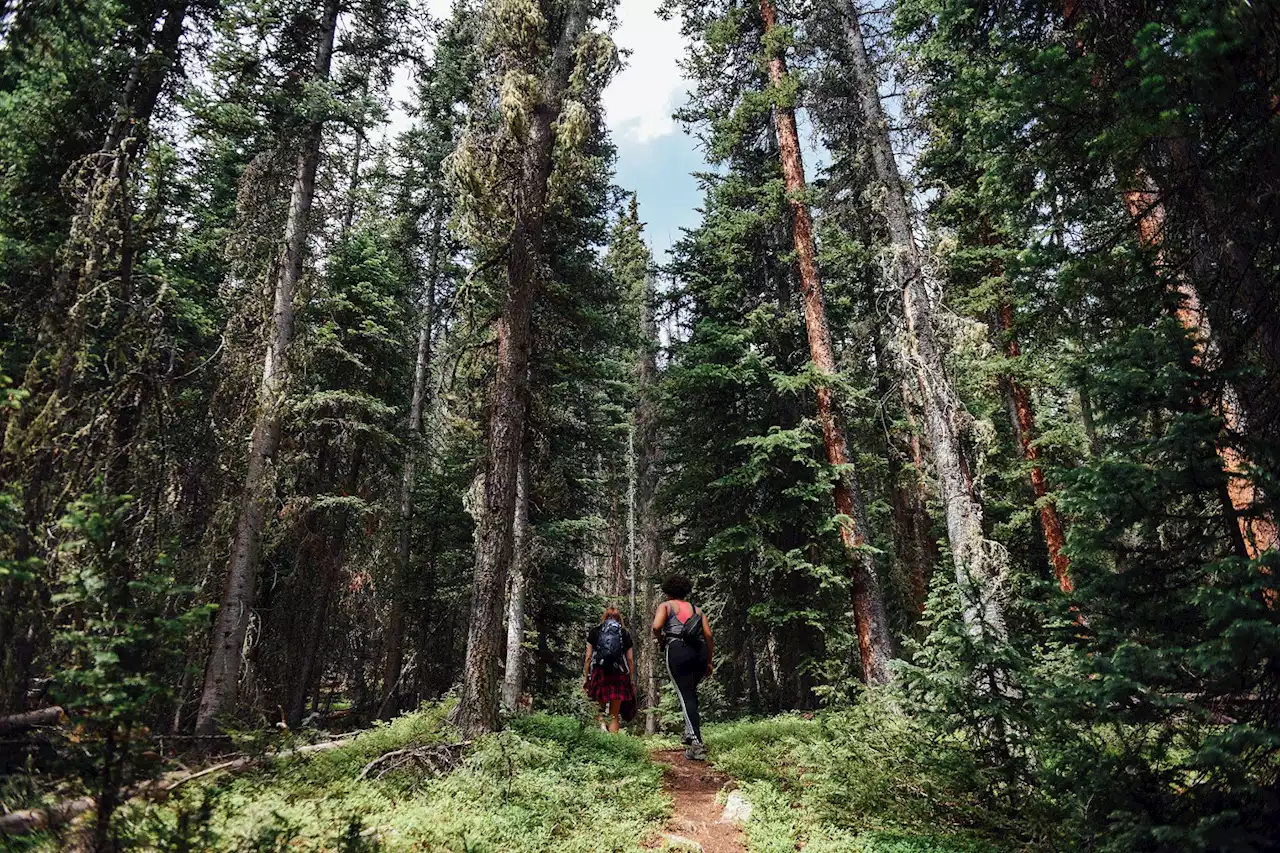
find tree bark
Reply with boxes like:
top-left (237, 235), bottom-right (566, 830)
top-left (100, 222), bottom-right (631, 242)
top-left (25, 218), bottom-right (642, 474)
top-left (1063, 0), bottom-right (1276, 560)
top-left (994, 304), bottom-right (1074, 593)
top-left (287, 447), bottom-right (363, 728)
top-left (1078, 380), bottom-right (1099, 457)
top-left (0, 1), bottom-right (190, 712)
top-left (1121, 177), bottom-right (1277, 558)
top-left (607, 483), bottom-right (625, 599)
top-left (451, 0), bottom-right (591, 735)
top-left (0, 706), bottom-right (64, 735)
top-left (842, 0), bottom-right (1008, 642)
top-left (379, 210), bottom-right (443, 720)
top-left (195, 0), bottom-right (340, 736)
top-left (634, 273), bottom-right (664, 732)
top-left (340, 70), bottom-right (370, 238)
top-left (873, 326), bottom-right (936, 619)
top-left (761, 0), bottom-right (894, 686)
top-left (501, 453), bottom-right (531, 712)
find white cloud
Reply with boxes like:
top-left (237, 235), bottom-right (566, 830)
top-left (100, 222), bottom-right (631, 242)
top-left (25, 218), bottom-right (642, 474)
top-left (604, 0), bottom-right (688, 143)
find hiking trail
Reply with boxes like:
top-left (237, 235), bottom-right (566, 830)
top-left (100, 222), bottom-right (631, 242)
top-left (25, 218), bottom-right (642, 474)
top-left (648, 748), bottom-right (746, 853)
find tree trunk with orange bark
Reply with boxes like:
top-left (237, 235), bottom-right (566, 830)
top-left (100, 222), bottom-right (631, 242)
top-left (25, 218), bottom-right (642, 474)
top-left (1121, 177), bottom-right (1277, 559)
top-left (993, 304), bottom-right (1074, 593)
top-left (760, 0), bottom-right (894, 686)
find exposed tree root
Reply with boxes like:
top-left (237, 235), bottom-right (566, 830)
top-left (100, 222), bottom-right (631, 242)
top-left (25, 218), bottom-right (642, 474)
top-left (358, 741), bottom-right (470, 780)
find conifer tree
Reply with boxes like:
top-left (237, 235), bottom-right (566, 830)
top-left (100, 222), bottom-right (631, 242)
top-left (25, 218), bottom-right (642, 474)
top-left (449, 0), bottom-right (616, 734)
top-left (197, 0), bottom-right (343, 735)
top-left (380, 0), bottom-right (478, 720)
top-left (843, 0), bottom-right (1008, 646)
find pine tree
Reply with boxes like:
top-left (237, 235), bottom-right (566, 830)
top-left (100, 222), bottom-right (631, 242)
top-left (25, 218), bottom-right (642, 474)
top-left (196, 0), bottom-right (343, 735)
top-left (379, 0), bottom-right (477, 720)
top-left (759, 0), bottom-right (893, 686)
top-left (449, 0), bottom-right (617, 733)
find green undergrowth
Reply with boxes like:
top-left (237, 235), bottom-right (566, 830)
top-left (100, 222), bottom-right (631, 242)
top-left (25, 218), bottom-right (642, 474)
top-left (63, 707), bottom-right (669, 852)
top-left (702, 699), bottom-right (1012, 853)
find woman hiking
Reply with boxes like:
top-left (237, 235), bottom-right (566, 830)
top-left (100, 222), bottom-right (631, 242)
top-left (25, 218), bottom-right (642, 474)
top-left (583, 605), bottom-right (636, 734)
top-left (652, 574), bottom-right (714, 761)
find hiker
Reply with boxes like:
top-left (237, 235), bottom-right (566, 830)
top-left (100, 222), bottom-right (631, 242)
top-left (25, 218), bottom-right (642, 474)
top-left (652, 574), bottom-right (713, 761)
top-left (583, 605), bottom-right (636, 734)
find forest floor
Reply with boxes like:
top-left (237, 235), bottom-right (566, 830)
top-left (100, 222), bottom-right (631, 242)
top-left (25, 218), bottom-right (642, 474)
top-left (5, 706), bottom-right (1005, 852)
top-left (649, 748), bottom-right (744, 853)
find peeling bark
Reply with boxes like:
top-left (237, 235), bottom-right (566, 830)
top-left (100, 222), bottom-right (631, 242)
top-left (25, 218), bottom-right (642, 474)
top-left (501, 453), bottom-right (531, 713)
top-left (842, 0), bottom-right (1008, 643)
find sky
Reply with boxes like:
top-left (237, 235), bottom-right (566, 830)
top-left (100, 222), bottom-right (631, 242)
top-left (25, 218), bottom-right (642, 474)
top-left (598, 0), bottom-right (704, 262)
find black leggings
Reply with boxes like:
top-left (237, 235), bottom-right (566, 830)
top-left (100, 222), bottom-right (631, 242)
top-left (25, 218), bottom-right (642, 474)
top-left (664, 639), bottom-right (707, 742)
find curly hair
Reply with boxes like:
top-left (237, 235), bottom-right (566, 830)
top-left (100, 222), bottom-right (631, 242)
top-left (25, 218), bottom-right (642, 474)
top-left (661, 574), bottom-right (693, 600)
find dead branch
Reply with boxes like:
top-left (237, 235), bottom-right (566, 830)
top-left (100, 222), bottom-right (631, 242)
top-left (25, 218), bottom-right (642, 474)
top-left (0, 733), bottom-right (358, 836)
top-left (358, 741), bottom-right (470, 781)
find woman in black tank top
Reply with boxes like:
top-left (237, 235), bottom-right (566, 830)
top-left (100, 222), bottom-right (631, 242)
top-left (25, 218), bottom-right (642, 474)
top-left (650, 574), bottom-right (714, 760)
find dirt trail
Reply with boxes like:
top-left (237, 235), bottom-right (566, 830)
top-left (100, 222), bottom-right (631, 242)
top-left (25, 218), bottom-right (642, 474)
top-left (648, 748), bottom-right (745, 853)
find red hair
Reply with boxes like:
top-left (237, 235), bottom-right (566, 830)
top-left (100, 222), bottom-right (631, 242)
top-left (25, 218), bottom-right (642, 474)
top-left (600, 605), bottom-right (625, 625)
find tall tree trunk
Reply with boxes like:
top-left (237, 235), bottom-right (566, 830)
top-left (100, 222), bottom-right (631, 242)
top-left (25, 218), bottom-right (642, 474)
top-left (1064, 0), bottom-right (1276, 559)
top-left (1078, 380), bottom-right (1099, 458)
top-left (340, 129), bottom-right (364, 238)
top-left (1121, 178), bottom-right (1277, 558)
top-left (842, 0), bottom-right (1008, 642)
top-left (501, 453), bottom-right (532, 712)
top-left (194, 0), bottom-right (340, 736)
top-left (451, 0), bottom-right (591, 735)
top-left (610, 486), bottom-right (624, 598)
top-left (634, 273), bottom-right (664, 732)
top-left (1157, 135), bottom-right (1280, 371)
top-left (873, 325), bottom-right (936, 619)
top-left (994, 304), bottom-right (1074, 593)
top-left (379, 211), bottom-right (443, 720)
top-left (760, 0), bottom-right (894, 686)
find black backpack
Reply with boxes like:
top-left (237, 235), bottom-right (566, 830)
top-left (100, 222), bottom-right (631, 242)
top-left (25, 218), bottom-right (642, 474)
top-left (593, 618), bottom-right (626, 672)
top-left (667, 603), bottom-right (704, 647)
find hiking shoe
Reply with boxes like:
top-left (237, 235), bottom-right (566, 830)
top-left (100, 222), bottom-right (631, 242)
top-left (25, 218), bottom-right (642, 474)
top-left (684, 741), bottom-right (707, 761)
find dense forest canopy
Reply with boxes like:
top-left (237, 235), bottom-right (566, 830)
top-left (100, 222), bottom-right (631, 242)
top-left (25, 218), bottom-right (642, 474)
top-left (1, 0), bottom-right (1278, 850)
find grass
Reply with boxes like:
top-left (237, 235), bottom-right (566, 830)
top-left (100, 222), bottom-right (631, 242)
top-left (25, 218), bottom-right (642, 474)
top-left (58, 706), bottom-right (671, 852)
top-left (8, 701), bottom-right (1020, 852)
top-left (701, 704), bottom-right (1009, 853)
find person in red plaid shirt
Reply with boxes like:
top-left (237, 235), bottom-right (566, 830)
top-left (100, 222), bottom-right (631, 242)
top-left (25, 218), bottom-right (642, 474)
top-left (583, 605), bottom-right (636, 733)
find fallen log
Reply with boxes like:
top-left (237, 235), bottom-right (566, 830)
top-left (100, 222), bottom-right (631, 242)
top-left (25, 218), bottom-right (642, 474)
top-left (0, 734), bottom-right (357, 836)
top-left (0, 707), bottom-right (65, 736)
top-left (0, 797), bottom-right (96, 834)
